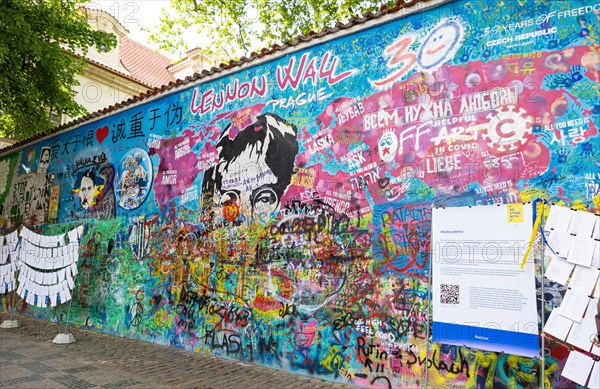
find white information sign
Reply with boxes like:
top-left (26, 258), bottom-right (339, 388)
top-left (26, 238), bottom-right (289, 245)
top-left (432, 204), bottom-right (539, 357)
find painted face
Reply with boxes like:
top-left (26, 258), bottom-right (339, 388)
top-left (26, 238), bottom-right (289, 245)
top-left (217, 145), bottom-right (279, 223)
top-left (417, 20), bottom-right (463, 71)
top-left (78, 176), bottom-right (95, 209)
top-left (38, 149), bottom-right (51, 173)
top-left (378, 132), bottom-right (399, 162)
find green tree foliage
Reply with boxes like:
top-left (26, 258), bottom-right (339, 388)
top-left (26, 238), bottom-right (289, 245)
top-left (149, 0), bottom-right (397, 59)
top-left (0, 0), bottom-right (116, 139)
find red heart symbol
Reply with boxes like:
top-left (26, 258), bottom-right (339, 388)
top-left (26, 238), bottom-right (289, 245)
top-left (96, 126), bottom-right (109, 144)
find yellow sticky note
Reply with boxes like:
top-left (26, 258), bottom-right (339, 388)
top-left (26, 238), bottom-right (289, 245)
top-left (507, 203), bottom-right (524, 223)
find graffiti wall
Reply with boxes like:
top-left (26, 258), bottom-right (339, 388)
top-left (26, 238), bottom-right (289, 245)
top-left (1, 0), bottom-right (599, 387)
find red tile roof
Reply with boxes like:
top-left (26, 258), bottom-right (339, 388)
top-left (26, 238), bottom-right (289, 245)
top-left (1, 0), bottom-right (429, 153)
top-left (79, 54), bottom-right (147, 86)
top-left (119, 36), bottom-right (176, 88)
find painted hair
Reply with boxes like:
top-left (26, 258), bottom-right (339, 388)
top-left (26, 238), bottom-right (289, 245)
top-left (202, 113), bottom-right (299, 201)
top-left (74, 168), bottom-right (104, 189)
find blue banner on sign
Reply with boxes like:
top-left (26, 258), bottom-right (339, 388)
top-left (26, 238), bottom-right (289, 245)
top-left (432, 321), bottom-right (540, 358)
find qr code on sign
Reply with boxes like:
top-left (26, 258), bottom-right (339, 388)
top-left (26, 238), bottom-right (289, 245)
top-left (440, 284), bottom-right (460, 304)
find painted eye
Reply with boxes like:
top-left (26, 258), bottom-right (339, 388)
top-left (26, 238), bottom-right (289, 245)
top-left (439, 34), bottom-right (443, 40)
top-left (433, 37), bottom-right (437, 42)
top-left (220, 191), bottom-right (239, 206)
top-left (253, 188), bottom-right (277, 207)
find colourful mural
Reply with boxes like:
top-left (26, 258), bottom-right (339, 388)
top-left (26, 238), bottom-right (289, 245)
top-left (1, 0), bottom-right (599, 387)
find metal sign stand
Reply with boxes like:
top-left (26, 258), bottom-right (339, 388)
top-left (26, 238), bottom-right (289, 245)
top-left (52, 227), bottom-right (81, 344)
top-left (52, 296), bottom-right (76, 344)
top-left (0, 289), bottom-right (19, 328)
top-left (1, 233), bottom-right (20, 329)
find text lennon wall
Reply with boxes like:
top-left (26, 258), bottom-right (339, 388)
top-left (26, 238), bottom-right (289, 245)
top-left (1, 0), bottom-right (599, 387)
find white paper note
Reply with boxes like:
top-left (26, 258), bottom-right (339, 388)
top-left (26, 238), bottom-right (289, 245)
top-left (592, 241), bottom-right (600, 269)
top-left (545, 205), bottom-right (573, 232)
top-left (549, 230), bottom-right (573, 258)
top-left (593, 218), bottom-right (600, 241)
top-left (34, 269), bottom-right (42, 285)
top-left (543, 307), bottom-right (573, 340)
top-left (561, 350), bottom-right (595, 386)
top-left (588, 361), bottom-right (600, 388)
top-left (50, 293), bottom-right (57, 307)
top-left (569, 265), bottom-right (600, 296)
top-left (67, 228), bottom-right (78, 244)
top-left (565, 300), bottom-right (598, 352)
top-left (559, 288), bottom-right (589, 322)
top-left (66, 274), bottom-right (74, 290)
top-left (62, 287), bottom-right (72, 303)
top-left (545, 256), bottom-right (575, 285)
top-left (567, 237), bottom-right (596, 267)
top-left (70, 262), bottom-right (78, 277)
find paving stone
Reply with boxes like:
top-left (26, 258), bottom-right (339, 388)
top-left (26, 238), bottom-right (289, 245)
top-left (33, 353), bottom-right (66, 361)
top-left (101, 378), bottom-right (141, 389)
top-left (63, 366), bottom-right (99, 374)
top-left (1, 313), bottom-right (356, 389)
top-left (19, 361), bottom-right (57, 374)
top-left (0, 374), bottom-right (43, 388)
top-left (0, 351), bottom-right (25, 361)
top-left (50, 375), bottom-right (96, 389)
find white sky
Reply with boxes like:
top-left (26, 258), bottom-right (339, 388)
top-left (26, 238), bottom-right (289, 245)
top-left (84, 0), bottom-right (205, 59)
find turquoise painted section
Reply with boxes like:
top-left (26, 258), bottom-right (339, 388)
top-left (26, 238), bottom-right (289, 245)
top-left (1, 0), bottom-right (599, 387)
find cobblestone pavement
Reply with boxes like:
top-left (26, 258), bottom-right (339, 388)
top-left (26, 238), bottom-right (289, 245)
top-left (0, 313), bottom-right (355, 389)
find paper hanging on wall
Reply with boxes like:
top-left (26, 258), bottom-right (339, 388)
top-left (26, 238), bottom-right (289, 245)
top-left (559, 289), bottom-right (590, 322)
top-left (9, 226), bottom-right (83, 307)
top-left (543, 307), bottom-right (574, 341)
top-left (50, 293), bottom-right (57, 307)
top-left (588, 361), bottom-right (600, 388)
top-left (565, 299), bottom-right (598, 352)
top-left (31, 232), bottom-right (41, 246)
top-left (561, 350), bottom-right (595, 386)
top-left (567, 237), bottom-right (596, 267)
top-left (591, 242), bottom-right (600, 269)
top-left (544, 256), bottom-right (575, 285)
top-left (62, 287), bottom-right (71, 303)
top-left (549, 230), bottom-right (573, 258)
top-left (545, 205), bottom-right (573, 232)
top-left (568, 266), bottom-right (600, 296)
top-left (568, 211), bottom-right (598, 238)
top-left (66, 273), bottom-right (74, 290)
